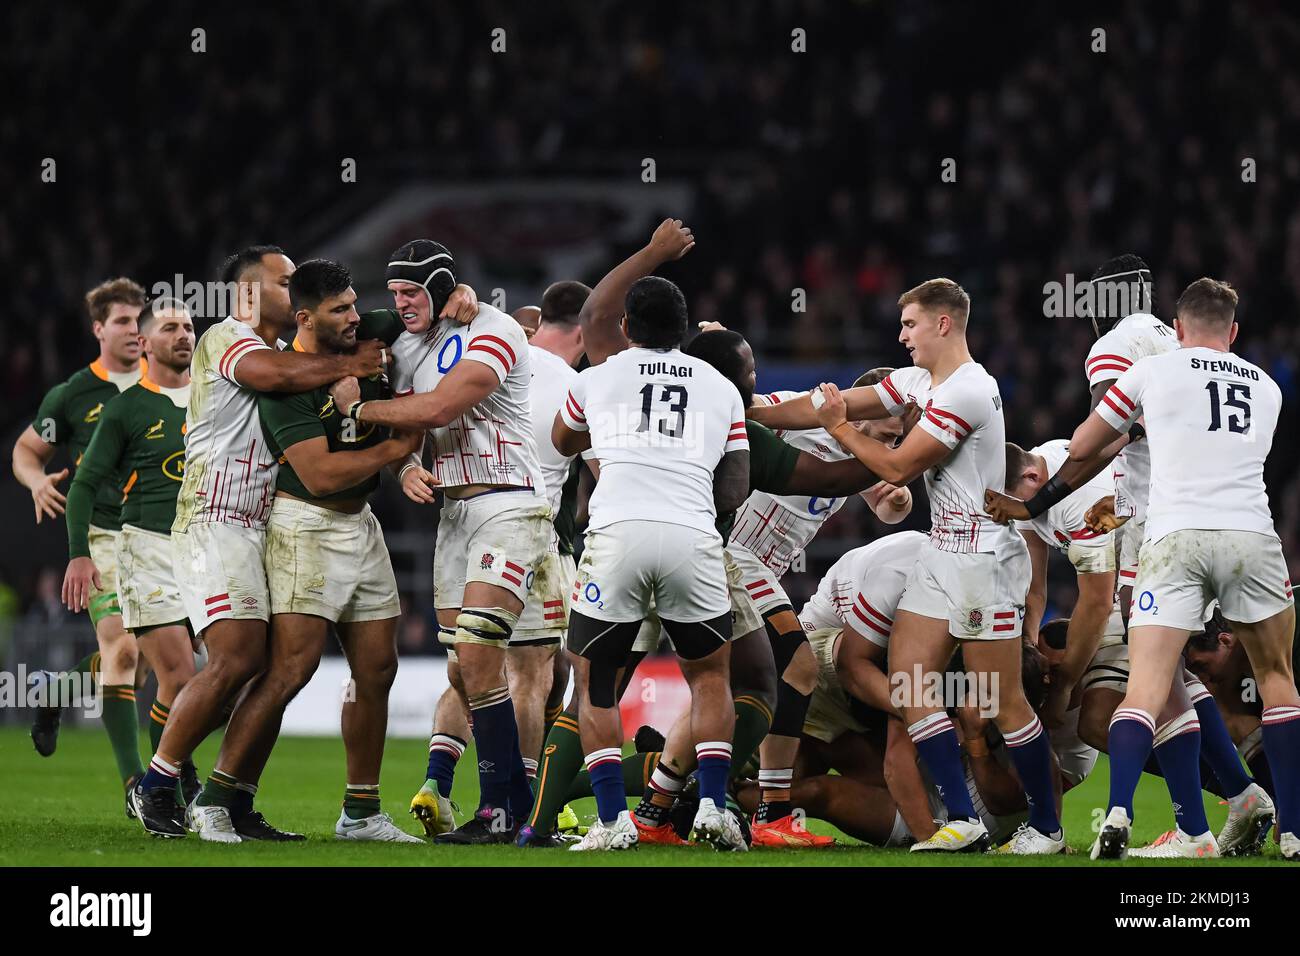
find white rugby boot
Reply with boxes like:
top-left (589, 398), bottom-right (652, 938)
top-left (690, 798), bottom-right (749, 852)
top-left (188, 804), bottom-right (242, 844)
top-left (1216, 783), bottom-right (1274, 856)
top-left (910, 818), bottom-right (991, 853)
top-left (991, 822), bottom-right (1066, 855)
top-left (336, 811), bottom-right (425, 843)
top-left (568, 810), bottom-right (639, 851)
top-left (1128, 828), bottom-right (1220, 859)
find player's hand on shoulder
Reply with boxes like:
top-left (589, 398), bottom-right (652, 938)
top-left (815, 382), bottom-right (847, 432)
top-left (330, 376), bottom-right (361, 412)
top-left (346, 339), bottom-right (388, 379)
top-left (983, 488), bottom-right (1029, 525)
top-left (61, 556), bottom-right (101, 612)
top-left (1083, 495), bottom-right (1126, 533)
top-left (442, 284), bottom-right (479, 325)
top-left (31, 467), bottom-right (69, 523)
top-left (648, 218), bottom-right (695, 262)
top-left (399, 462), bottom-right (440, 504)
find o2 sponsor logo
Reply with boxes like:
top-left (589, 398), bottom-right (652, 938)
top-left (808, 497), bottom-right (838, 516)
top-left (437, 336), bottom-right (463, 373)
top-left (583, 582), bottom-right (605, 610)
top-left (525, 570), bottom-right (535, 590)
top-left (1137, 590), bottom-right (1158, 614)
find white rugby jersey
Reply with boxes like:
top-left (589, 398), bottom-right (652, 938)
top-left (1085, 313), bottom-right (1178, 521)
top-left (391, 304), bottom-right (544, 492)
top-left (528, 344), bottom-right (579, 515)
top-left (1095, 347), bottom-right (1282, 545)
top-left (729, 390), bottom-right (852, 575)
top-left (798, 530), bottom-right (928, 646)
top-left (1015, 438), bottom-right (1115, 556)
top-left (873, 362), bottom-right (1019, 555)
top-left (173, 317), bottom-right (277, 531)
top-left (559, 346), bottom-right (748, 535)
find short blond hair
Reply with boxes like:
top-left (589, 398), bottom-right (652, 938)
top-left (1176, 278), bottom-right (1238, 329)
top-left (898, 278), bottom-right (970, 326)
top-left (85, 277), bottom-right (146, 328)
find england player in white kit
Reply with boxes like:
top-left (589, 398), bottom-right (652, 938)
top-left (1066, 279), bottom-right (1298, 861)
top-left (339, 240), bottom-right (551, 844)
top-left (753, 278), bottom-right (1064, 855)
top-left (133, 245), bottom-right (388, 841)
top-left (553, 275), bottom-right (751, 852)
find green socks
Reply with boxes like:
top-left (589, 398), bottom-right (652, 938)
top-left (101, 684), bottom-right (144, 783)
top-left (343, 784), bottom-right (381, 820)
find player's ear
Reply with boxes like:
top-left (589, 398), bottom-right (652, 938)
top-left (1173, 316), bottom-right (1185, 342)
top-left (1228, 321), bottom-right (1238, 346)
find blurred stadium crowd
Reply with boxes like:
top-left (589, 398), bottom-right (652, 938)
top-left (3, 0), bottom-right (1299, 645)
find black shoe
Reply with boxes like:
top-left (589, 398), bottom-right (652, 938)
top-left (124, 773), bottom-right (143, 820)
top-left (133, 782), bottom-right (187, 838)
top-left (434, 808), bottom-right (517, 845)
top-left (179, 762), bottom-right (202, 808)
top-left (515, 825), bottom-right (568, 848)
top-left (669, 777), bottom-right (701, 841)
top-left (28, 670), bottom-right (62, 757)
top-left (634, 724), bottom-right (666, 754)
top-left (232, 809), bottom-right (306, 842)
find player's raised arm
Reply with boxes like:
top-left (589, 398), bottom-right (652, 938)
top-left (747, 383), bottom-right (889, 431)
top-left (232, 338), bottom-right (387, 394)
top-left (580, 218), bottom-right (695, 366)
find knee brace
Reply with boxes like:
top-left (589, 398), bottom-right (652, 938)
top-left (768, 622), bottom-right (807, 674)
top-left (771, 674), bottom-right (813, 737)
top-left (454, 607), bottom-right (519, 649)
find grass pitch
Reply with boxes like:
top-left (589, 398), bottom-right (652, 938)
top-left (0, 727), bottom-right (1287, 866)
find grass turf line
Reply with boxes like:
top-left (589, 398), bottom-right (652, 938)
top-left (0, 727), bottom-right (1286, 866)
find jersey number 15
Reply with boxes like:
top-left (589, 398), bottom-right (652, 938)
top-left (1206, 381), bottom-right (1251, 434)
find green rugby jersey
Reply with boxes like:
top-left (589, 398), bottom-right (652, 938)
top-left (258, 310), bottom-right (405, 504)
top-left (66, 379), bottom-right (188, 557)
top-left (33, 359), bottom-right (145, 530)
top-left (717, 420), bottom-right (799, 544)
top-left (553, 458), bottom-right (582, 556)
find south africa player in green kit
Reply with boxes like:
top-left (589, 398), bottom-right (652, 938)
top-left (62, 298), bottom-right (201, 808)
top-left (13, 278), bottom-right (148, 805)
top-left (208, 259), bottom-right (424, 843)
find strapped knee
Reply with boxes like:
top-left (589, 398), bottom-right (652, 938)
top-left (454, 607), bottom-right (518, 649)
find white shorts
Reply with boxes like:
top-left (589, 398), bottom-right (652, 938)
top-left (572, 521), bottom-right (730, 624)
top-left (514, 545), bottom-right (575, 646)
top-left (803, 628), bottom-right (870, 744)
top-left (631, 547), bottom-right (763, 652)
top-left (729, 544), bottom-right (792, 617)
top-left (895, 542), bottom-right (1029, 640)
top-left (1082, 640), bottom-right (1130, 694)
top-left (1130, 529), bottom-right (1294, 631)
top-left (172, 521), bottom-right (269, 635)
top-left (86, 525), bottom-right (122, 626)
top-left (1116, 517), bottom-right (1144, 592)
top-left (117, 525), bottom-right (186, 631)
top-left (265, 498), bottom-right (400, 623)
top-left (434, 489), bottom-right (552, 610)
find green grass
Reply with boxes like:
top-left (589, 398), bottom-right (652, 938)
top-left (0, 727), bottom-right (1285, 866)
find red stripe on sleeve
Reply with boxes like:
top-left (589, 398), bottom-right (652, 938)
top-left (467, 342), bottom-right (510, 370)
top-left (927, 406), bottom-right (972, 434)
top-left (1100, 395), bottom-right (1129, 420)
top-left (471, 334), bottom-right (517, 366)
top-left (1109, 385), bottom-right (1136, 410)
top-left (881, 376), bottom-right (904, 406)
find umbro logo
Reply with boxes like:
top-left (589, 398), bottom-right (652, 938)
top-left (478, 759), bottom-right (495, 773)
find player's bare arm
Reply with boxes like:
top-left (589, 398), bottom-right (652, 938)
top-left (954, 707), bottom-right (1029, 817)
top-left (782, 451), bottom-right (880, 497)
top-left (1048, 570), bottom-right (1115, 723)
top-left (1022, 531), bottom-right (1049, 645)
top-left (882, 721), bottom-right (939, 841)
top-left (234, 339), bottom-right (386, 394)
top-left (835, 634), bottom-right (899, 716)
top-left (579, 218), bottom-right (695, 366)
top-left (747, 383), bottom-right (888, 430)
top-left (439, 283), bottom-right (481, 325)
top-left (280, 430), bottom-right (423, 498)
top-left (552, 411), bottom-right (592, 459)
top-left (343, 357), bottom-right (499, 431)
top-left (11, 426), bottom-right (67, 523)
top-left (816, 383), bottom-right (948, 486)
top-left (387, 442), bottom-right (440, 505)
top-left (712, 448), bottom-right (750, 515)
top-left (984, 429), bottom-right (1132, 524)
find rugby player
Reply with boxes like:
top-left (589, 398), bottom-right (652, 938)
top-left (16, 278), bottom-right (148, 800)
top-left (337, 240), bottom-right (549, 844)
top-left (131, 246), bottom-right (389, 839)
top-left (752, 279), bottom-right (1063, 854)
top-left (986, 259), bottom-right (1276, 853)
top-left (205, 258), bottom-right (422, 843)
top-left (411, 281), bottom-right (591, 839)
top-left (553, 274), bottom-right (751, 851)
top-left (61, 297), bottom-right (200, 808)
top-left (1068, 279), bottom-right (1297, 860)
